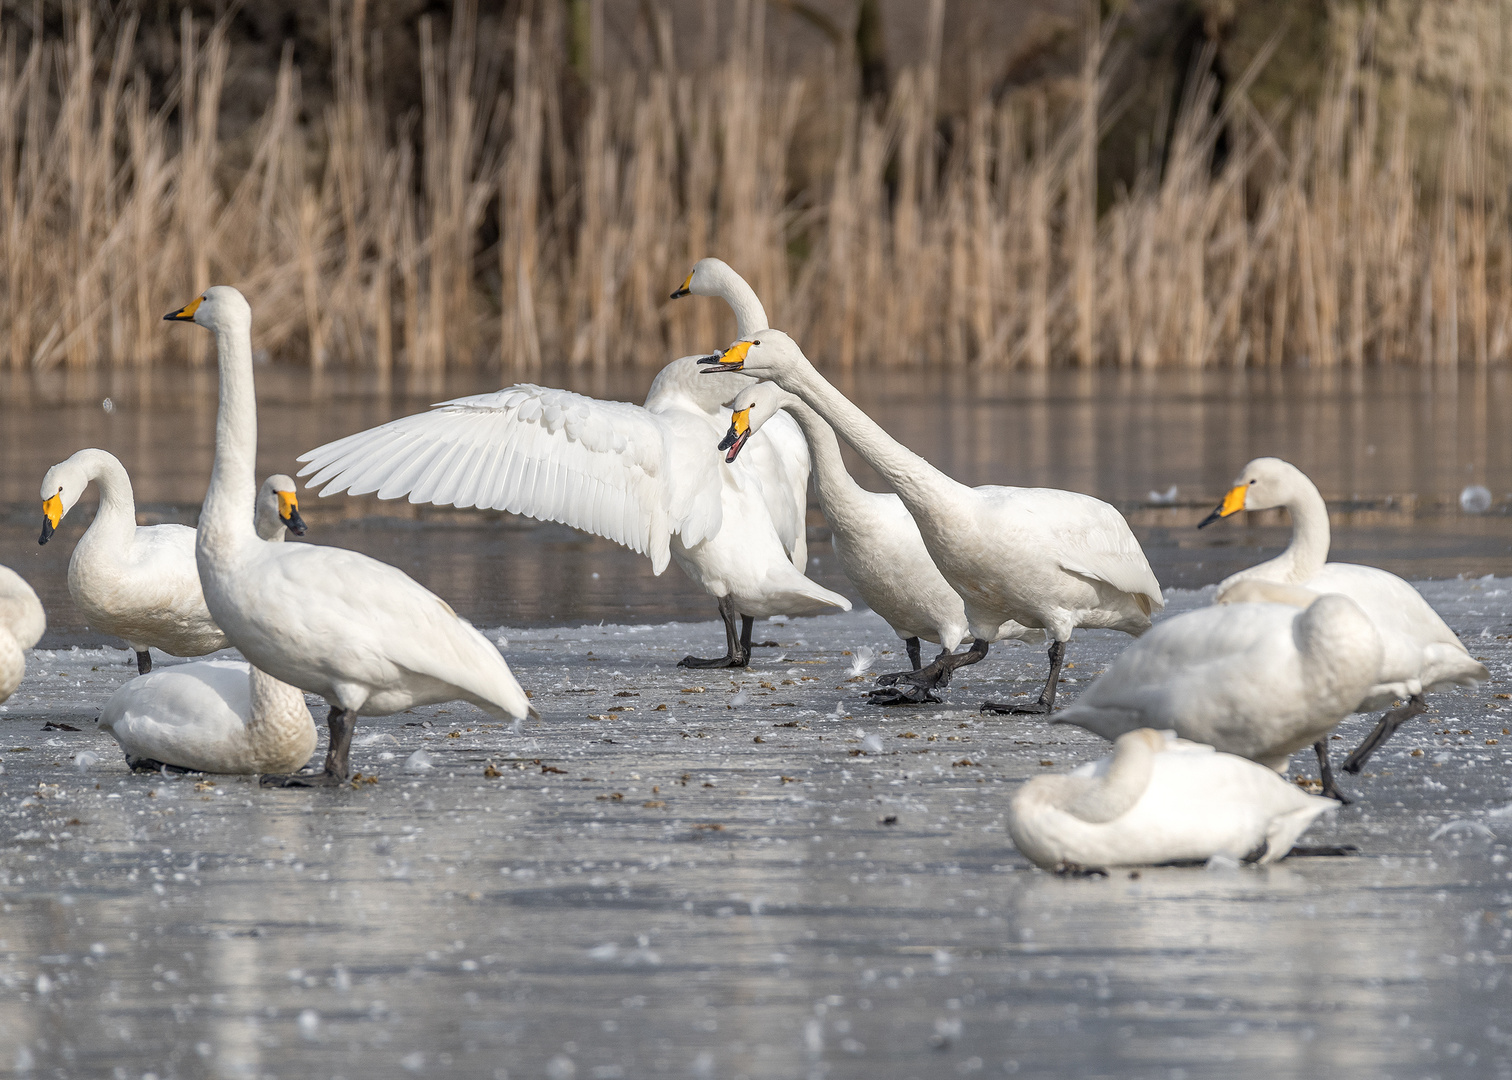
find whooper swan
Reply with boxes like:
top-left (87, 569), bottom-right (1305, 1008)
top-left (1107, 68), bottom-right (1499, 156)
top-left (97, 476), bottom-right (316, 774)
top-left (0, 566), bottom-right (45, 705)
top-left (296, 258), bottom-right (848, 669)
top-left (1008, 729), bottom-right (1338, 873)
top-left (704, 331), bottom-right (1162, 710)
top-left (1052, 593), bottom-right (1384, 801)
top-left (1199, 456), bottom-right (1487, 783)
top-left (721, 381), bottom-right (1044, 701)
top-left (164, 286), bottom-right (533, 787)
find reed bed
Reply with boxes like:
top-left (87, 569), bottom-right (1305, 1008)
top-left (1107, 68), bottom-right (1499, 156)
top-left (2, 1), bottom-right (1510, 371)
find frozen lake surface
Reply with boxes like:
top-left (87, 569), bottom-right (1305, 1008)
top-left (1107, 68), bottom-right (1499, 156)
top-left (2, 582), bottom-right (1511, 1079)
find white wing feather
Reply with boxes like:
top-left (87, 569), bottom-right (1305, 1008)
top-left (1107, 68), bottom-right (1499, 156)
top-left (298, 385), bottom-right (721, 575)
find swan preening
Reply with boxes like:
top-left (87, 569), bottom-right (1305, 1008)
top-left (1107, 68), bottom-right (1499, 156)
top-left (721, 381), bottom-right (1043, 700)
top-left (703, 330), bottom-right (1163, 710)
top-left (296, 259), bottom-right (849, 669)
top-left (165, 286), bottom-right (532, 786)
top-left (96, 476), bottom-right (316, 775)
top-left (0, 566), bottom-right (45, 705)
top-left (1199, 457), bottom-right (1487, 790)
top-left (1008, 729), bottom-right (1337, 872)
top-left (1052, 595), bottom-right (1385, 792)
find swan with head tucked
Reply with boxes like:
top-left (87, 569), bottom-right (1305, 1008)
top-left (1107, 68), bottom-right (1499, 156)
top-left (1051, 594), bottom-right (1384, 800)
top-left (0, 566), bottom-right (46, 705)
top-left (1199, 456), bottom-right (1487, 787)
top-left (1008, 729), bottom-right (1338, 872)
top-left (97, 476), bottom-right (316, 774)
top-left (721, 382), bottom-right (1044, 700)
top-left (296, 258), bottom-right (848, 669)
top-left (164, 286), bottom-right (533, 787)
top-left (37, 449), bottom-right (308, 674)
top-left (704, 330), bottom-right (1163, 710)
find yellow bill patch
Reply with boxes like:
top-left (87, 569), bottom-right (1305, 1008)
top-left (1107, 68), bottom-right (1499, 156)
top-left (1218, 483), bottom-right (1249, 518)
top-left (730, 407), bottom-right (751, 437)
top-left (678, 271), bottom-right (694, 293)
top-left (718, 340), bottom-right (753, 367)
top-left (163, 296), bottom-right (203, 321)
top-left (277, 490), bottom-right (299, 519)
top-left (42, 492), bottom-right (63, 528)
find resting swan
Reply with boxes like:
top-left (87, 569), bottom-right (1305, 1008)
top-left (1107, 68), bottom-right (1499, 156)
top-left (97, 477), bottom-right (316, 774)
top-left (1008, 729), bottom-right (1338, 872)
top-left (296, 257), bottom-right (848, 668)
top-left (165, 286), bottom-right (532, 786)
top-left (721, 381), bottom-right (1043, 701)
top-left (1199, 457), bottom-right (1487, 784)
top-left (705, 331), bottom-right (1162, 710)
top-left (1051, 594), bottom-right (1384, 800)
top-left (0, 566), bottom-right (46, 705)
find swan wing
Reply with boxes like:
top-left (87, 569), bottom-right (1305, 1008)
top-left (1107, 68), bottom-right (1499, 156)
top-left (740, 409), bottom-right (811, 568)
top-left (297, 385), bottom-right (720, 575)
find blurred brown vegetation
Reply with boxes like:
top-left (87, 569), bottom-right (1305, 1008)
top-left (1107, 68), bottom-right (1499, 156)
top-left (2, 0), bottom-right (1511, 371)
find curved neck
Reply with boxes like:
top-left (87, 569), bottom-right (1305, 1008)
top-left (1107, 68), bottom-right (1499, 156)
top-left (200, 323), bottom-right (260, 552)
top-left (77, 451), bottom-right (138, 545)
top-left (1279, 481), bottom-right (1331, 580)
top-left (782, 401), bottom-right (881, 527)
top-left (245, 664), bottom-right (308, 734)
top-left (721, 277), bottom-right (768, 339)
top-left (774, 361), bottom-right (973, 528)
top-left (1065, 734), bottom-right (1156, 823)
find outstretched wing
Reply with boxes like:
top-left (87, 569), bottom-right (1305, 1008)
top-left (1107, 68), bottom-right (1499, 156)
top-left (298, 385), bottom-right (721, 575)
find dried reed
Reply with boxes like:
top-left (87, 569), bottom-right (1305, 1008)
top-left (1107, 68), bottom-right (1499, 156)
top-left (2, 2), bottom-right (1509, 371)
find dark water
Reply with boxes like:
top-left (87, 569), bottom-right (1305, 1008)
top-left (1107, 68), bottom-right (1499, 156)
top-left (3, 364), bottom-right (1511, 646)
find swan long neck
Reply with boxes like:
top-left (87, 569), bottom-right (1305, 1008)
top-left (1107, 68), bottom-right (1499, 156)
top-left (782, 401), bottom-right (879, 528)
top-left (78, 450), bottom-right (138, 547)
top-left (245, 664), bottom-right (309, 736)
top-left (1063, 732), bottom-right (1158, 824)
top-left (776, 362), bottom-right (973, 528)
top-left (1278, 479), bottom-right (1331, 581)
top-left (716, 267), bottom-right (769, 338)
top-left (200, 322), bottom-right (260, 552)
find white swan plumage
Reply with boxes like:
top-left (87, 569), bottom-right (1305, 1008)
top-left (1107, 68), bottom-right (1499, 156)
top-left (722, 381), bottom-right (1042, 697)
top-left (0, 565), bottom-right (46, 704)
top-left (1200, 456), bottom-right (1488, 775)
top-left (97, 476), bottom-right (317, 775)
top-left (296, 258), bottom-right (848, 669)
top-left (1008, 729), bottom-right (1337, 872)
top-left (164, 286), bottom-right (532, 786)
top-left (706, 330), bottom-right (1162, 709)
top-left (1051, 594), bottom-right (1384, 780)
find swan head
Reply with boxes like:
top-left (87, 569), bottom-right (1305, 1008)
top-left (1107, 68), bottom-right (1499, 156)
top-left (698, 328), bottom-right (803, 380)
top-left (38, 456), bottom-right (89, 545)
top-left (163, 285), bottom-right (252, 333)
top-left (719, 382), bottom-right (801, 463)
top-left (256, 475), bottom-right (306, 541)
top-left (670, 257), bottom-right (738, 300)
top-left (1198, 457), bottom-right (1306, 528)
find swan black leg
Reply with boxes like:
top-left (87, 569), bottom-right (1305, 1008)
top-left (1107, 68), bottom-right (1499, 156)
top-left (679, 596), bottom-right (751, 669)
top-left (135, 650), bottom-right (152, 675)
top-left (982, 639), bottom-right (1066, 715)
top-left (262, 706), bottom-right (358, 787)
top-left (870, 638), bottom-right (990, 705)
top-left (1343, 695), bottom-right (1427, 774)
top-left (1313, 738), bottom-right (1351, 804)
top-left (905, 637), bottom-right (922, 671)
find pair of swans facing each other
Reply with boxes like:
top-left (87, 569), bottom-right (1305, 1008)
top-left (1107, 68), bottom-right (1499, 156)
top-left (164, 287), bottom-right (533, 787)
top-left (39, 450), bottom-right (306, 675)
top-left (706, 331), bottom-right (1164, 711)
top-left (297, 258), bottom-right (849, 671)
top-left (97, 477), bottom-right (318, 775)
top-left (0, 566), bottom-right (46, 705)
top-left (1008, 728), bottom-right (1337, 873)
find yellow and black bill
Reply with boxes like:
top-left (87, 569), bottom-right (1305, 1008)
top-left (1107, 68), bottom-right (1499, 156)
top-left (277, 490), bottom-right (307, 536)
top-left (698, 339), bottom-right (753, 373)
top-left (1197, 482), bottom-right (1250, 529)
top-left (719, 407), bottom-right (752, 462)
top-left (163, 296), bottom-right (203, 321)
top-left (39, 492), bottom-right (62, 545)
top-left (670, 271), bottom-right (695, 300)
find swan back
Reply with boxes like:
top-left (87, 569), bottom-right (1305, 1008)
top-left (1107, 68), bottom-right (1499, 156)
top-left (1009, 729), bottom-right (1337, 870)
top-left (0, 566), bottom-right (45, 652)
